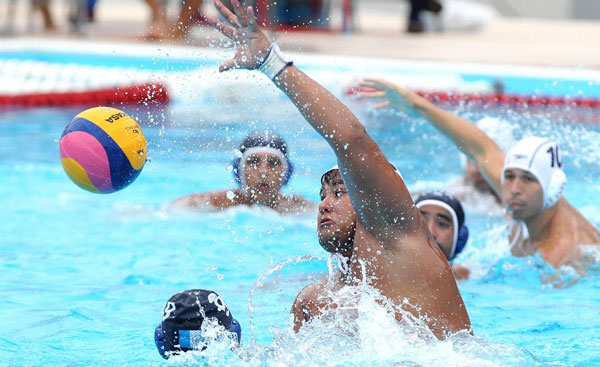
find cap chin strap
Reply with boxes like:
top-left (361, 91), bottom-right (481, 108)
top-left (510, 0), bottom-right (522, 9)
top-left (327, 252), bottom-right (350, 282)
top-left (239, 146), bottom-right (289, 196)
top-left (416, 199), bottom-right (459, 259)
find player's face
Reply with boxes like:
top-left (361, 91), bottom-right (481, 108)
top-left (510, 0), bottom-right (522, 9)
top-left (419, 205), bottom-right (455, 260)
top-left (242, 152), bottom-right (286, 200)
top-left (502, 168), bottom-right (544, 219)
top-left (317, 170), bottom-right (356, 257)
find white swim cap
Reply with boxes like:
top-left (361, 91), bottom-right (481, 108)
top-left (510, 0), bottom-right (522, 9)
top-left (502, 136), bottom-right (567, 210)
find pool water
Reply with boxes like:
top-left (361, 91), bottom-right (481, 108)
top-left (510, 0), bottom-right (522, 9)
top-left (1, 48), bottom-right (600, 367)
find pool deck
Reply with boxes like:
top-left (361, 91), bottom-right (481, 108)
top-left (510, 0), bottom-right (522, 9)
top-left (3, 1), bottom-right (600, 70)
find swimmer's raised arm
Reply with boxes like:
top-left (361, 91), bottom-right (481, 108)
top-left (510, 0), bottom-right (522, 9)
top-left (360, 78), bottom-right (506, 195)
top-left (274, 69), bottom-right (418, 233)
top-left (208, 1), bottom-right (417, 234)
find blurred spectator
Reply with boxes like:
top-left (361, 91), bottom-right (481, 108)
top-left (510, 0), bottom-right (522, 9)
top-left (85, 0), bottom-right (98, 21)
top-left (406, 0), bottom-right (442, 33)
top-left (265, 0), bottom-right (354, 31)
top-left (406, 0), bottom-right (498, 33)
top-left (143, 0), bottom-right (169, 39)
top-left (69, 0), bottom-right (98, 27)
top-left (341, 0), bottom-right (355, 32)
top-left (143, 0), bottom-right (240, 40)
top-left (141, 0), bottom-right (351, 40)
top-left (32, 0), bottom-right (56, 31)
top-left (275, 0), bottom-right (323, 27)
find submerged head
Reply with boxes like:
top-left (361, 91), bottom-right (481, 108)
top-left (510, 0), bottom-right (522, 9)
top-left (415, 191), bottom-right (469, 261)
top-left (155, 289), bottom-right (241, 359)
top-left (233, 130), bottom-right (293, 202)
top-left (318, 166), bottom-right (357, 258)
top-left (502, 136), bottom-right (566, 220)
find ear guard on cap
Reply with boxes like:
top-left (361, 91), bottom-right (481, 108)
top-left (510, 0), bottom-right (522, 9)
top-left (232, 157), bottom-right (241, 183)
top-left (452, 225), bottom-right (469, 261)
top-left (229, 319), bottom-right (241, 343)
top-left (155, 319), bottom-right (242, 360)
top-left (154, 324), bottom-right (168, 360)
top-left (544, 169), bottom-right (566, 210)
top-left (232, 157), bottom-right (293, 186)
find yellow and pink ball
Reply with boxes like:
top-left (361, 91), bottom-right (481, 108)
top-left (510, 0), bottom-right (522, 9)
top-left (59, 107), bottom-right (147, 194)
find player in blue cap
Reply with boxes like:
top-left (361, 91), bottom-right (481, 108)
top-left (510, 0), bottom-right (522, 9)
top-left (171, 130), bottom-right (313, 214)
top-left (415, 191), bottom-right (471, 280)
top-left (154, 289), bottom-right (241, 359)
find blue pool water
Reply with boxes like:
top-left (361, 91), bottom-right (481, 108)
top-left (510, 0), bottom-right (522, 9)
top-left (1, 48), bottom-right (600, 366)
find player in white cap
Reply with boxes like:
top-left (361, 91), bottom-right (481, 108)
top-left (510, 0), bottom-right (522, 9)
top-left (360, 78), bottom-right (600, 269)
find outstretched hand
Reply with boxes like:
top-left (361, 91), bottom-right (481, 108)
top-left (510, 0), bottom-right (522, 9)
top-left (359, 78), bottom-right (421, 116)
top-left (206, 0), bottom-right (271, 72)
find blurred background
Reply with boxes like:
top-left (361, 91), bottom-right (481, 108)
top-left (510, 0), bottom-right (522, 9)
top-left (2, 0), bottom-right (599, 68)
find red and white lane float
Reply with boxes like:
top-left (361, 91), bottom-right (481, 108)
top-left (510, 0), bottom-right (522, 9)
top-left (0, 59), bottom-right (170, 107)
top-left (346, 86), bottom-right (600, 109)
top-left (0, 83), bottom-right (169, 107)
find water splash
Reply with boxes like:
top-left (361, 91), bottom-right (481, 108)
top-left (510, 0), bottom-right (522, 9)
top-left (247, 255), bottom-right (324, 345)
top-left (238, 254), bottom-right (541, 367)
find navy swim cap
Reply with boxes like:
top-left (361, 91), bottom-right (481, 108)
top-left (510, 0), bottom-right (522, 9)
top-left (155, 289), bottom-right (241, 359)
top-left (232, 130), bottom-right (294, 185)
top-left (415, 191), bottom-right (469, 261)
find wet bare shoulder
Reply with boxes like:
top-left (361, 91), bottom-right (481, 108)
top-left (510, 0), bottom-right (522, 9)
top-left (293, 279), bottom-right (328, 306)
top-left (291, 278), bottom-right (329, 332)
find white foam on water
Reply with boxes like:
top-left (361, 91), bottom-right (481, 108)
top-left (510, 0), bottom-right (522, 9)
top-left (229, 256), bottom-right (542, 367)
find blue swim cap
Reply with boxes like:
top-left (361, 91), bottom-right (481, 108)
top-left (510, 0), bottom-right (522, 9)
top-left (232, 130), bottom-right (293, 186)
top-left (415, 191), bottom-right (469, 261)
top-left (154, 289), bottom-right (242, 359)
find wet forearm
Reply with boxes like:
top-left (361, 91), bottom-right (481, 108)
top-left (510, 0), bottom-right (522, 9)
top-left (411, 95), bottom-right (490, 161)
top-left (273, 66), bottom-right (415, 232)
